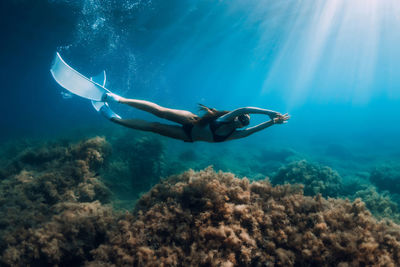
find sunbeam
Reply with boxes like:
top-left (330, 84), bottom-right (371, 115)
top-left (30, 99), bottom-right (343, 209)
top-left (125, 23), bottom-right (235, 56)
top-left (260, 0), bottom-right (400, 108)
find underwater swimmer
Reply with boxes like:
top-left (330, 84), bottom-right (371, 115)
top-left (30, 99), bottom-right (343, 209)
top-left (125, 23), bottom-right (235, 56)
top-left (50, 52), bottom-right (290, 142)
top-left (100, 93), bottom-right (289, 142)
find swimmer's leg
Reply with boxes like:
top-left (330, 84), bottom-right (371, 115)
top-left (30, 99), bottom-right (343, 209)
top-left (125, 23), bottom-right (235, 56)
top-left (111, 117), bottom-right (191, 142)
top-left (118, 98), bottom-right (198, 125)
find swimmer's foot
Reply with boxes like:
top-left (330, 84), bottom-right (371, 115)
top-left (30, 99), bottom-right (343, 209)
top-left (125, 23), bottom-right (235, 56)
top-left (102, 92), bottom-right (122, 103)
top-left (92, 101), bottom-right (121, 120)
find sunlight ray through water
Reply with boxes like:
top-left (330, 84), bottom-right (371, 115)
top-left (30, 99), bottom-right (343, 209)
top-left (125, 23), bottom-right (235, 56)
top-left (260, 0), bottom-right (400, 108)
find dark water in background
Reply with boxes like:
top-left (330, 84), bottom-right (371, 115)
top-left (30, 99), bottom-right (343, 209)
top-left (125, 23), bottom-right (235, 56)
top-left (1, 0), bottom-right (400, 168)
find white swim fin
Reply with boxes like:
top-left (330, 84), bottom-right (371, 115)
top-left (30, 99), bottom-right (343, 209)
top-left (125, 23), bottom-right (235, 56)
top-left (89, 70), bottom-right (121, 120)
top-left (50, 53), bottom-right (110, 101)
top-left (91, 70), bottom-right (107, 87)
top-left (91, 101), bottom-right (121, 120)
top-left (51, 53), bottom-right (122, 120)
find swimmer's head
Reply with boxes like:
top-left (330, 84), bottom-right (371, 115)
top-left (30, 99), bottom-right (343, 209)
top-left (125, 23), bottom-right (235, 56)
top-left (235, 114), bottom-right (250, 128)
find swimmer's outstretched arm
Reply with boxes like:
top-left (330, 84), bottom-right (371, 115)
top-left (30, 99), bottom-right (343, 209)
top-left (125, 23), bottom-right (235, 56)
top-left (217, 107), bottom-right (280, 123)
top-left (228, 113), bottom-right (290, 140)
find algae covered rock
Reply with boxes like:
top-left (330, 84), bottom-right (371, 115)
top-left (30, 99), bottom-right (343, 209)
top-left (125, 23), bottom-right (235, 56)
top-left (370, 165), bottom-right (400, 194)
top-left (103, 134), bottom-right (165, 203)
top-left (0, 137), bottom-right (113, 266)
top-left (90, 168), bottom-right (400, 266)
top-left (272, 160), bottom-right (342, 197)
top-left (2, 138), bottom-right (400, 267)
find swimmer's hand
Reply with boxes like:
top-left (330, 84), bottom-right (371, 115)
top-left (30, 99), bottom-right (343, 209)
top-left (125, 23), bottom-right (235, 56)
top-left (266, 111), bottom-right (281, 120)
top-left (273, 113), bottom-right (290, 124)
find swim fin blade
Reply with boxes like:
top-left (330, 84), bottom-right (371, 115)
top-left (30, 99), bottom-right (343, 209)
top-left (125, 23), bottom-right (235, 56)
top-left (91, 100), bottom-right (121, 120)
top-left (50, 53), bottom-right (110, 101)
top-left (91, 70), bottom-right (107, 87)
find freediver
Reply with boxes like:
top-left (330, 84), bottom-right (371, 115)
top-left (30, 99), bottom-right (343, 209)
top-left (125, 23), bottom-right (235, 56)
top-left (50, 53), bottom-right (290, 142)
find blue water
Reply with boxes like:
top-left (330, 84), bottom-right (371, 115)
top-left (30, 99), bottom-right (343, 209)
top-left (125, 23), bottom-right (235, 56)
top-left (2, 0), bottom-right (399, 149)
top-left (2, 1), bottom-right (400, 264)
top-left (0, 0), bottom-right (398, 176)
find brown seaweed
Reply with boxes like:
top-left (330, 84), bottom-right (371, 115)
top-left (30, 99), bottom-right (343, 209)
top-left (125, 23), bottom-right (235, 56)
top-left (1, 138), bottom-right (400, 266)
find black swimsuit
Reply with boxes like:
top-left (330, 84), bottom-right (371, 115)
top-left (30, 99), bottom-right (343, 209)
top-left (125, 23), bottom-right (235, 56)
top-left (182, 120), bottom-right (235, 143)
top-left (182, 123), bottom-right (195, 142)
top-left (209, 120), bottom-right (236, 142)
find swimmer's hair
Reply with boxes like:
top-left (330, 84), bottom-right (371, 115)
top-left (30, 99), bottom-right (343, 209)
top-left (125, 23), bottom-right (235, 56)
top-left (196, 104), bottom-right (229, 126)
top-left (198, 104), bottom-right (217, 114)
top-left (238, 113), bottom-right (250, 126)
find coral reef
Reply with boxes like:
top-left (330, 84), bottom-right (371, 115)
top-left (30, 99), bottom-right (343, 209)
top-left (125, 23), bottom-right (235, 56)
top-left (272, 160), bottom-right (343, 197)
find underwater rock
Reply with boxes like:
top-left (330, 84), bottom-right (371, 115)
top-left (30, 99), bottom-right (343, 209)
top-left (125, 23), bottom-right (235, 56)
top-left (272, 160), bottom-right (343, 197)
top-left (0, 137), bottom-right (112, 266)
top-left (102, 134), bottom-right (165, 204)
top-left (370, 165), bottom-right (400, 195)
top-left (2, 201), bottom-right (116, 267)
top-left (353, 186), bottom-right (400, 223)
top-left (2, 139), bottom-right (400, 266)
top-left (89, 168), bottom-right (400, 266)
top-left (341, 173), bottom-right (400, 223)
